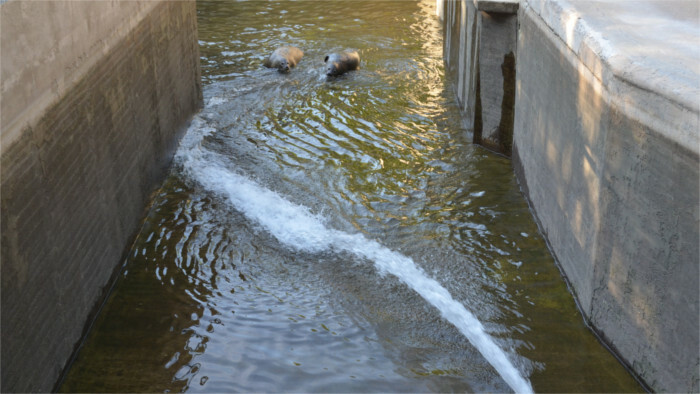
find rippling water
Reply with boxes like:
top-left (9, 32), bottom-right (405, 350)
top-left (60, 1), bottom-right (641, 392)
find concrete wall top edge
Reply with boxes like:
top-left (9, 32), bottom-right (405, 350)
top-left (0, 0), bottom-right (163, 155)
top-left (475, 0), bottom-right (519, 14)
top-left (523, 0), bottom-right (700, 154)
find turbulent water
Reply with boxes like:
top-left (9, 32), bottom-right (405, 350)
top-left (60, 1), bottom-right (641, 392)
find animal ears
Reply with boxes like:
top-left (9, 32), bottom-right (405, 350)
top-left (324, 55), bottom-right (329, 63)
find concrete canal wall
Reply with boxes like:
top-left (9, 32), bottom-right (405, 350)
top-left (440, 0), bottom-right (699, 392)
top-left (0, 1), bottom-right (202, 391)
top-left (441, 0), bottom-right (519, 154)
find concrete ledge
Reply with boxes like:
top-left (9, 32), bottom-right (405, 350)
top-left (513, 1), bottom-right (699, 392)
top-left (475, 0), bottom-right (519, 14)
top-left (525, 0), bottom-right (700, 155)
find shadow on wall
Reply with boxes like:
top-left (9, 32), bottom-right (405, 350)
top-left (441, 0), bottom-right (517, 157)
top-left (512, 6), bottom-right (699, 392)
top-left (442, 0), bottom-right (479, 136)
top-left (0, 1), bottom-right (202, 392)
top-left (58, 186), bottom-right (218, 392)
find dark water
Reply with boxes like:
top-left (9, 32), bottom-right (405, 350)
top-left (60, 1), bottom-right (641, 392)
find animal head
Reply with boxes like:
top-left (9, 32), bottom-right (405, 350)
top-left (324, 55), bottom-right (340, 76)
top-left (324, 52), bottom-right (359, 76)
top-left (278, 58), bottom-right (291, 73)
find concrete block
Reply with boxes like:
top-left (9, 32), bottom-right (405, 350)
top-left (442, 0), bottom-right (518, 156)
top-left (511, 2), bottom-right (699, 391)
top-left (475, 0), bottom-right (519, 14)
top-left (474, 11), bottom-right (518, 155)
top-left (0, 1), bottom-right (202, 392)
top-left (443, 0), bottom-right (480, 129)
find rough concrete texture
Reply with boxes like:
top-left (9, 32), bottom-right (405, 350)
top-left (0, 1), bottom-right (202, 392)
top-left (475, 0), bottom-right (519, 14)
top-left (441, 0), bottom-right (518, 155)
top-left (1, 1), bottom-right (159, 154)
top-left (524, 0), bottom-right (699, 154)
top-left (512, 1), bottom-right (699, 392)
top-left (474, 10), bottom-right (518, 154)
top-left (443, 0), bottom-right (480, 128)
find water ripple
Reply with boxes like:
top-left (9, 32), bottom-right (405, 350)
top-left (60, 1), bottom-right (642, 393)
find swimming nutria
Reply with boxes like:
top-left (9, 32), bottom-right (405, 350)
top-left (324, 50), bottom-right (360, 76)
top-left (263, 46), bottom-right (304, 73)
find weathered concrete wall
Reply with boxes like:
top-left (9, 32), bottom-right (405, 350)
top-left (474, 9), bottom-right (517, 154)
top-left (512, 1), bottom-right (699, 392)
top-left (443, 0), bottom-right (479, 131)
top-left (441, 0), bottom-right (518, 155)
top-left (440, 0), bottom-right (699, 391)
top-left (0, 1), bottom-right (202, 392)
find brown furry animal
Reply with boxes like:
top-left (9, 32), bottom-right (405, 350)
top-left (324, 51), bottom-right (360, 76)
top-left (263, 46), bottom-right (304, 73)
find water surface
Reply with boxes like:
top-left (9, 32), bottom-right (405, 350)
top-left (61, 1), bottom-right (641, 392)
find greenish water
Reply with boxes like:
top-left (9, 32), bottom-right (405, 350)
top-left (60, 1), bottom-right (641, 392)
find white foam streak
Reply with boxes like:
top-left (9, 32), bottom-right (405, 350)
top-left (178, 123), bottom-right (533, 393)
